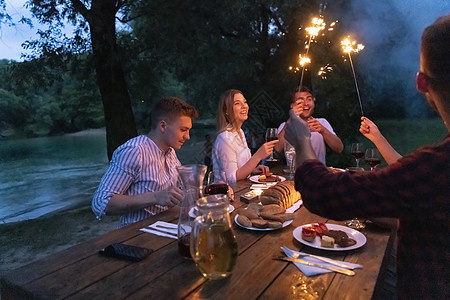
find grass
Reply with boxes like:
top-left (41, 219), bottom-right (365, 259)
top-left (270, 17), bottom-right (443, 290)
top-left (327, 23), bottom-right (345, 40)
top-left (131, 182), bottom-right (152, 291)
top-left (0, 118), bottom-right (446, 274)
top-left (327, 118), bottom-right (447, 168)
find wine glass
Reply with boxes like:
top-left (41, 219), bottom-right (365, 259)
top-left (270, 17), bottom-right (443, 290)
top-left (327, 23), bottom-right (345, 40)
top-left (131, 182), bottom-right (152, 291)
top-left (365, 148), bottom-right (381, 171)
top-left (284, 142), bottom-right (296, 180)
top-left (350, 143), bottom-right (364, 168)
top-left (265, 128), bottom-right (278, 162)
top-left (204, 171), bottom-right (229, 195)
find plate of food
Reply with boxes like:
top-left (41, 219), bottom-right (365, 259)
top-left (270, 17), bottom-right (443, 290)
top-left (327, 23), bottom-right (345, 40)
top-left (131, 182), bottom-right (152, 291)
top-left (189, 204), bottom-right (235, 218)
top-left (249, 173), bottom-right (286, 183)
top-left (234, 202), bottom-right (295, 231)
top-left (328, 167), bottom-right (346, 173)
top-left (234, 214), bottom-right (293, 231)
top-left (293, 223), bottom-right (367, 251)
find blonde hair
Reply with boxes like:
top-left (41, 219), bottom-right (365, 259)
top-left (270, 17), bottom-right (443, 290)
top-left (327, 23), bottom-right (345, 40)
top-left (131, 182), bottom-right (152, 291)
top-left (216, 89), bottom-right (244, 132)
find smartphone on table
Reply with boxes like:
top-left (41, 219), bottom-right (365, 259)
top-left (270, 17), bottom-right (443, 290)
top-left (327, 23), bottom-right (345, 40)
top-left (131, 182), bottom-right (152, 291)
top-left (99, 243), bottom-right (151, 262)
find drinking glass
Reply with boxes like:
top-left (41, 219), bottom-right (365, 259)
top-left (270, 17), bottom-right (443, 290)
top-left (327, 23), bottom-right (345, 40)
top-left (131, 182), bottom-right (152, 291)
top-left (365, 148), bottom-right (381, 171)
top-left (284, 142), bottom-right (296, 180)
top-left (205, 171), bottom-right (229, 196)
top-left (344, 166), bottom-right (365, 229)
top-left (265, 128), bottom-right (278, 162)
top-left (350, 143), bottom-right (364, 168)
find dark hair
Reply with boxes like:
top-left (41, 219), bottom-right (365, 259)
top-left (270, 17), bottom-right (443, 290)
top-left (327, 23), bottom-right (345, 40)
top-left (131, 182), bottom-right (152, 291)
top-left (421, 15), bottom-right (450, 97)
top-left (217, 89), bottom-right (244, 131)
top-left (150, 96), bottom-right (198, 129)
top-left (290, 86), bottom-right (314, 103)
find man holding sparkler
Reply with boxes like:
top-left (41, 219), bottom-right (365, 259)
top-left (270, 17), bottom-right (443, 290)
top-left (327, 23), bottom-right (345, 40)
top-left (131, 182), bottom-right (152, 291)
top-left (285, 15), bottom-right (449, 299)
top-left (275, 86), bottom-right (343, 164)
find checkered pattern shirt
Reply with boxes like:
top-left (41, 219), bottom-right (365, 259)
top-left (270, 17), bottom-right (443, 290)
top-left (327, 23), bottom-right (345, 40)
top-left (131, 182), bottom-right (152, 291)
top-left (295, 135), bottom-right (449, 299)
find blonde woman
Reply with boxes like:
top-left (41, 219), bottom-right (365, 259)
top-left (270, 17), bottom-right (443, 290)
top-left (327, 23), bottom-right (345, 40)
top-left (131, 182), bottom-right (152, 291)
top-left (212, 89), bottom-right (278, 183)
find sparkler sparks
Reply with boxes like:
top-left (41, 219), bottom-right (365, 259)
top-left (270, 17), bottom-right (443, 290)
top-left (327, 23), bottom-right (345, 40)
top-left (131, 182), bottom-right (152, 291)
top-left (341, 36), bottom-right (365, 116)
top-left (299, 54), bottom-right (311, 67)
top-left (298, 16), bottom-right (326, 89)
top-left (305, 17), bottom-right (325, 39)
top-left (318, 64), bottom-right (333, 79)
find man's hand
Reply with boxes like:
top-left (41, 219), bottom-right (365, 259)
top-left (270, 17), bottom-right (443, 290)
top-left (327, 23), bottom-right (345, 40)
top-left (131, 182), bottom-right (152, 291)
top-left (285, 109), bottom-right (311, 149)
top-left (292, 99), bottom-right (304, 116)
top-left (154, 186), bottom-right (183, 207)
top-left (307, 118), bottom-right (324, 133)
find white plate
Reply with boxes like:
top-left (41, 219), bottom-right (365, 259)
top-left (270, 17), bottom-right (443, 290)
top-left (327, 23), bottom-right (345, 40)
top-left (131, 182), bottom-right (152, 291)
top-left (234, 214), bottom-right (293, 231)
top-left (189, 205), bottom-right (235, 218)
top-left (293, 224), bottom-right (367, 251)
top-left (249, 175), bottom-right (286, 183)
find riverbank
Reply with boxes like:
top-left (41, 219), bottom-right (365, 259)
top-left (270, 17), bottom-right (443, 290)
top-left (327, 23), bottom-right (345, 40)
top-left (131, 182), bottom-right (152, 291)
top-left (0, 203), bottom-right (119, 273)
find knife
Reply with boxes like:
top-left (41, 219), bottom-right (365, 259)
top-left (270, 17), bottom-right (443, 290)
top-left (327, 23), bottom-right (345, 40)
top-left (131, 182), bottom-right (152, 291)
top-left (281, 246), bottom-right (357, 270)
top-left (140, 228), bottom-right (177, 239)
top-left (274, 256), bottom-right (355, 276)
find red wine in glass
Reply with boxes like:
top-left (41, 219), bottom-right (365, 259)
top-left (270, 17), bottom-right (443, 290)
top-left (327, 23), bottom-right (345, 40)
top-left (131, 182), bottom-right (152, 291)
top-left (204, 183), bottom-right (229, 195)
top-left (265, 128), bottom-right (278, 161)
top-left (365, 158), bottom-right (381, 168)
top-left (351, 151), bottom-right (364, 160)
top-left (365, 148), bottom-right (381, 171)
top-left (178, 233), bottom-right (191, 258)
top-left (350, 143), bottom-right (364, 167)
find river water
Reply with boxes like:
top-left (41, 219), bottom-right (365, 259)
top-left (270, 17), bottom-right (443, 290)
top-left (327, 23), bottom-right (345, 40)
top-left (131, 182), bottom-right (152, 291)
top-left (0, 127), bottom-right (214, 223)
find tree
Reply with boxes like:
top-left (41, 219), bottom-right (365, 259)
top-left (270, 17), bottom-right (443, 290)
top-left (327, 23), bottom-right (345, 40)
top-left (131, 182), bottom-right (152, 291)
top-left (28, 0), bottom-right (137, 159)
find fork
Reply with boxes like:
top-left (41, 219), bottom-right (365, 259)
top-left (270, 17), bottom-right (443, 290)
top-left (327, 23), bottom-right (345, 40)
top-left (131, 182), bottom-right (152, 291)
top-left (281, 246), bottom-right (357, 270)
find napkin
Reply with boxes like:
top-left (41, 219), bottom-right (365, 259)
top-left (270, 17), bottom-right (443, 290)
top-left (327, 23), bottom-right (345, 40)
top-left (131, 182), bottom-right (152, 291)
top-left (250, 182), bottom-right (278, 189)
top-left (140, 221), bottom-right (178, 239)
top-left (282, 247), bottom-right (362, 277)
top-left (286, 200), bottom-right (302, 213)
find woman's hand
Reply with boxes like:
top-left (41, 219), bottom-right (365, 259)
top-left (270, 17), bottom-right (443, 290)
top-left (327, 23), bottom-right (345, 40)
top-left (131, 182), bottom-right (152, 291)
top-left (255, 140), bottom-right (278, 160)
top-left (360, 117), bottom-right (382, 143)
top-left (252, 164), bottom-right (270, 175)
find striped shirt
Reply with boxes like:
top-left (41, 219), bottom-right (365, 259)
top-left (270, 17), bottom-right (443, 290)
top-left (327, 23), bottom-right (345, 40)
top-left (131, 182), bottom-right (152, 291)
top-left (92, 135), bottom-right (181, 227)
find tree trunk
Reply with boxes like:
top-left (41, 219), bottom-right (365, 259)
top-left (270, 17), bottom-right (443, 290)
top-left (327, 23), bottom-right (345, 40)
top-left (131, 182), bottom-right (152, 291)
top-left (89, 0), bottom-right (137, 160)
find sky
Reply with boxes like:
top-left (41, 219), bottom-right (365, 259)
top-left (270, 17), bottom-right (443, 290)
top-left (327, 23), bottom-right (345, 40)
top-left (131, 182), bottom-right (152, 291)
top-left (0, 0), bottom-right (77, 61)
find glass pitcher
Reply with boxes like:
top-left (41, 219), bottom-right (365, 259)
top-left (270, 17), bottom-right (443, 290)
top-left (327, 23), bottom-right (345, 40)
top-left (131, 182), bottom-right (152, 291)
top-left (190, 194), bottom-right (238, 279)
top-left (176, 164), bottom-right (207, 258)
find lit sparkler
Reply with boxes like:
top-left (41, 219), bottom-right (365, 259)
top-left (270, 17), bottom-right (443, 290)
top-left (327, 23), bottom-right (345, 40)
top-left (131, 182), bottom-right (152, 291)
top-left (299, 17), bottom-right (326, 89)
top-left (318, 64), bottom-right (333, 79)
top-left (341, 36), bottom-right (365, 116)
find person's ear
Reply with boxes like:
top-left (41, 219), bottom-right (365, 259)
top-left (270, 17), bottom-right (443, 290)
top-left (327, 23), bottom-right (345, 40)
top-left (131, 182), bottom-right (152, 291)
top-left (159, 120), bottom-right (167, 132)
top-left (416, 72), bottom-right (429, 94)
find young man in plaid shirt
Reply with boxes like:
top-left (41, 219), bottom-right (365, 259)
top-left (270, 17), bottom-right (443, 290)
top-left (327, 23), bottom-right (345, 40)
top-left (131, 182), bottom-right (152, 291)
top-left (286, 15), bottom-right (449, 299)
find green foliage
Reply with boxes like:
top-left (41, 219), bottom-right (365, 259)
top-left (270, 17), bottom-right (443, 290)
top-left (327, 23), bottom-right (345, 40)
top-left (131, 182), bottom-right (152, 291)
top-left (0, 57), bottom-right (103, 137)
top-left (1, 0), bottom-right (443, 142)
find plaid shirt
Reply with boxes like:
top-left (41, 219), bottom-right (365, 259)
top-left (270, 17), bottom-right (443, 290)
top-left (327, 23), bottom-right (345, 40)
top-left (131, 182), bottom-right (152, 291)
top-left (296, 135), bottom-right (449, 300)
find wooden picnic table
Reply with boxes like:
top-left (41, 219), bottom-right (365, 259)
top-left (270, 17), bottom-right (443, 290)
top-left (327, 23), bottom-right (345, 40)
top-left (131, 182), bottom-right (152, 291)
top-left (1, 169), bottom-right (394, 299)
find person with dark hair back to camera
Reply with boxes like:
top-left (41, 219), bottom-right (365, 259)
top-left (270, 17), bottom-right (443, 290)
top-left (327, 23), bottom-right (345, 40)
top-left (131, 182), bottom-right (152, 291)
top-left (285, 15), bottom-right (449, 299)
top-left (92, 96), bottom-right (198, 227)
top-left (275, 86), bottom-right (343, 164)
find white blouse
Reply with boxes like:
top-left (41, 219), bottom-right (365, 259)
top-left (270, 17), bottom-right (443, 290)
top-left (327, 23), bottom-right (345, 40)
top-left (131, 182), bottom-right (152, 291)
top-left (212, 129), bottom-right (252, 183)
